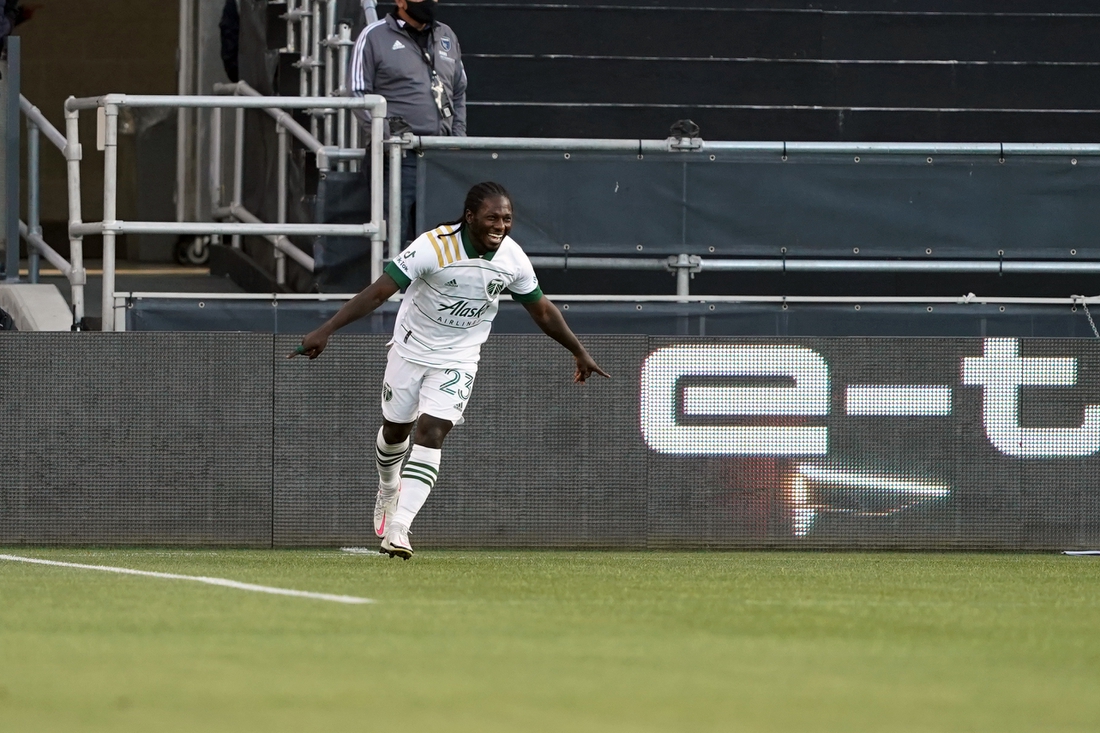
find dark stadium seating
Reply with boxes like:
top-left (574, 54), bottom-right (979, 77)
top-left (443, 0), bottom-right (1100, 141)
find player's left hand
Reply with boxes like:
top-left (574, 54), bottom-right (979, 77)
top-left (574, 353), bottom-right (610, 383)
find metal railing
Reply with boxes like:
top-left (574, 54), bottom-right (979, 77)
top-left (64, 91), bottom-right (388, 331)
top-left (17, 94), bottom-right (87, 327)
top-left (108, 289), bottom-right (1100, 335)
top-left (390, 134), bottom-right (1100, 300)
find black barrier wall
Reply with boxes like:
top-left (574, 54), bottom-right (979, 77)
top-left (3, 334), bottom-right (1100, 550)
top-left (418, 150), bottom-right (1100, 259)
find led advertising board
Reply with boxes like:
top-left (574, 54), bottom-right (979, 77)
top-left (641, 338), bottom-right (1100, 548)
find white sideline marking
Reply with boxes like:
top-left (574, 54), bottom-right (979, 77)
top-left (0, 554), bottom-right (374, 605)
top-left (341, 547), bottom-right (386, 556)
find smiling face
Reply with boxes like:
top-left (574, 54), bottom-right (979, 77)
top-left (465, 195), bottom-right (513, 255)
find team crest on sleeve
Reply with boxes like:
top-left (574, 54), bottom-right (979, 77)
top-left (382, 383), bottom-right (393, 401)
top-left (486, 279), bottom-right (505, 298)
top-left (441, 37), bottom-right (452, 51)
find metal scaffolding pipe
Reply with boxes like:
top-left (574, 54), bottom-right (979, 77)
top-left (335, 22), bottom-right (351, 171)
top-left (101, 104), bottom-right (120, 330)
top-left (63, 103), bottom-right (85, 326)
top-left (66, 91), bottom-right (385, 111)
top-left (410, 135), bottom-right (675, 153)
top-left (387, 140), bottom-right (402, 259)
top-left (216, 83), bottom-right (324, 155)
top-left (19, 95), bottom-right (67, 151)
top-left (275, 125), bottom-right (288, 285)
top-left (19, 221), bottom-right (72, 277)
top-left (370, 114), bottom-right (385, 281)
top-left (528, 256), bottom-right (670, 270)
top-left (106, 290), bottom-right (1100, 307)
top-left (72, 219), bottom-right (378, 238)
top-left (231, 107), bottom-right (244, 249)
top-left (406, 136), bottom-right (1100, 158)
top-left (529, 255), bottom-right (1100, 276)
top-left (26, 119), bottom-right (40, 282)
top-left (697, 259), bottom-right (1100, 274)
top-left (218, 204), bottom-right (315, 271)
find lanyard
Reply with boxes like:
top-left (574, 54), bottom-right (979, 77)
top-left (400, 22), bottom-right (452, 120)
top-left (401, 24), bottom-right (436, 73)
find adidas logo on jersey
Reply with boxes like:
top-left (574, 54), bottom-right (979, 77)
top-left (392, 40), bottom-right (405, 50)
top-left (444, 279), bottom-right (458, 287)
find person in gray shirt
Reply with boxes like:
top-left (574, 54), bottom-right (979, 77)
top-left (351, 0), bottom-right (467, 243)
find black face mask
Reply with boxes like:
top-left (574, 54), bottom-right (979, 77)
top-left (404, 0), bottom-right (436, 26)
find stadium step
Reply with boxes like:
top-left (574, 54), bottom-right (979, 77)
top-left (450, 7), bottom-right (1100, 63)
top-left (442, 1), bottom-right (1100, 141)
top-left (464, 57), bottom-right (1100, 110)
top-left (467, 105), bottom-right (1100, 143)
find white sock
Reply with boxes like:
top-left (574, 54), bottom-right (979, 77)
top-left (375, 428), bottom-right (409, 494)
top-left (392, 444), bottom-right (441, 529)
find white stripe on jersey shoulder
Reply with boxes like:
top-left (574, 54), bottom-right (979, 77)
top-left (425, 225), bottom-right (463, 266)
top-left (351, 19), bottom-right (388, 91)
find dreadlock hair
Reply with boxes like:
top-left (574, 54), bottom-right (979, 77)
top-left (444, 181), bottom-right (512, 230)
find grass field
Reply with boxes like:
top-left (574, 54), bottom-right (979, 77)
top-left (2, 549), bottom-right (1099, 732)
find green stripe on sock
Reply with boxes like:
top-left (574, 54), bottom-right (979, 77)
top-left (377, 446), bottom-right (408, 457)
top-left (401, 468), bottom-right (437, 486)
top-left (404, 460), bottom-right (439, 478)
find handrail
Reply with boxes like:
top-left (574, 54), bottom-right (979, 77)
top-left (213, 81), bottom-right (325, 156)
top-left (407, 135), bottom-right (1100, 157)
top-left (19, 221), bottom-right (72, 277)
top-left (64, 92), bottom-right (387, 331)
top-left (17, 91), bottom-right (85, 328)
top-left (71, 220), bottom-right (378, 238)
top-left (18, 96), bottom-right (66, 152)
top-left (110, 290), bottom-right (1100, 306)
top-left (215, 205), bottom-right (315, 271)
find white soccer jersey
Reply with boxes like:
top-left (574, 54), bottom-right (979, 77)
top-left (384, 223), bottom-right (542, 367)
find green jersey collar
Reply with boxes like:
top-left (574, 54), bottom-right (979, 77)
top-left (461, 226), bottom-right (496, 261)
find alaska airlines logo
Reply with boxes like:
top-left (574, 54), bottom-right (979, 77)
top-left (437, 300), bottom-right (491, 319)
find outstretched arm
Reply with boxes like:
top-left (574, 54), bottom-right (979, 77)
top-left (289, 273), bottom-right (401, 359)
top-left (521, 296), bottom-right (610, 383)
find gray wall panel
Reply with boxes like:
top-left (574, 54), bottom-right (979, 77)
top-left (273, 335), bottom-right (646, 548)
top-left (410, 336), bottom-right (647, 548)
top-left (274, 335), bottom-right (387, 547)
top-left (0, 334), bottom-right (272, 545)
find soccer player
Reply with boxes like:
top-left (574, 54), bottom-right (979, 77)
top-left (291, 182), bottom-right (609, 559)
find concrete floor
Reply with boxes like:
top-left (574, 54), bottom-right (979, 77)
top-left (19, 260), bottom-right (246, 320)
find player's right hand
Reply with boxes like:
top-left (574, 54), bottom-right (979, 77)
top-left (288, 330), bottom-right (329, 360)
top-left (573, 352), bottom-right (610, 383)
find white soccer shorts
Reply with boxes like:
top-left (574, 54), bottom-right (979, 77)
top-left (380, 348), bottom-right (478, 426)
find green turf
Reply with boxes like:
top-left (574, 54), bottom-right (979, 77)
top-left (2, 550), bottom-right (1099, 732)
